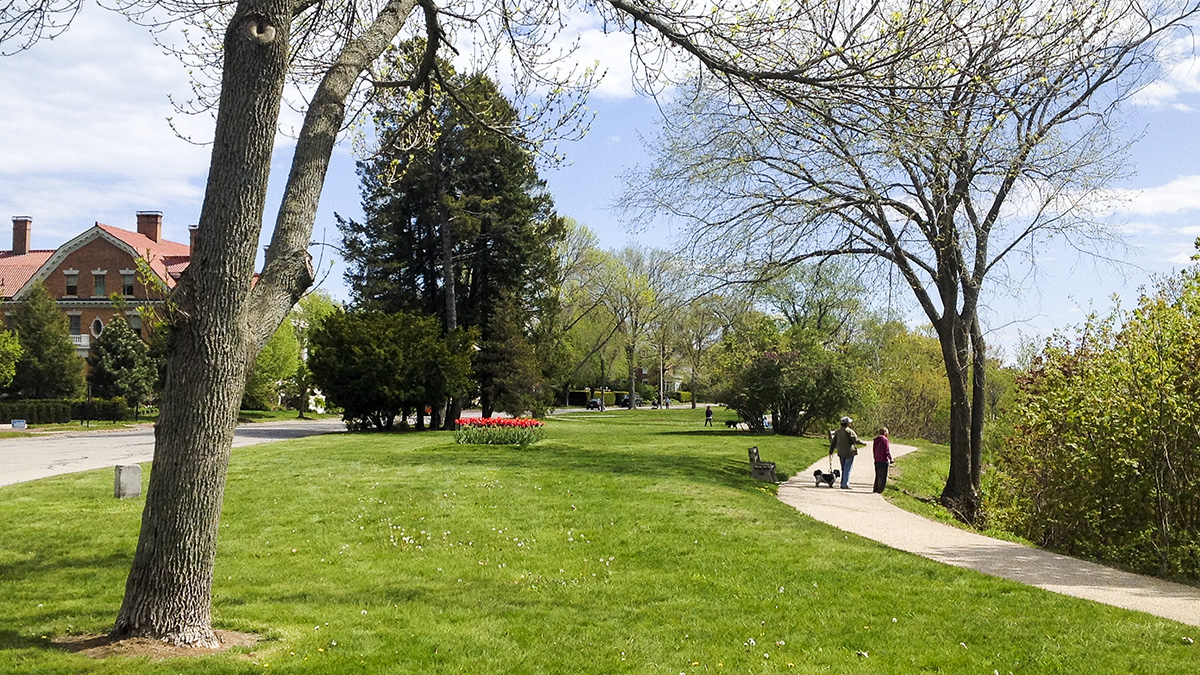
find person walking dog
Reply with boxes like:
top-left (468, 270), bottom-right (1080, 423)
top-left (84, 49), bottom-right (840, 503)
top-left (873, 427), bottom-right (893, 493)
top-left (829, 416), bottom-right (865, 489)
top-left (704, 405), bottom-right (713, 427)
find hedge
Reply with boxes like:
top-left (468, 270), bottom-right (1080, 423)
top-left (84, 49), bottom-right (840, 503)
top-left (0, 398), bottom-right (132, 425)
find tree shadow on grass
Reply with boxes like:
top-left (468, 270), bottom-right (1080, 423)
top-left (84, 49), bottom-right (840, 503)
top-left (0, 628), bottom-right (50, 651)
top-left (0, 550), bottom-right (131, 584)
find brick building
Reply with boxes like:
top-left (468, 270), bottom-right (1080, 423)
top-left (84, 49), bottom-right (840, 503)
top-left (0, 212), bottom-right (192, 355)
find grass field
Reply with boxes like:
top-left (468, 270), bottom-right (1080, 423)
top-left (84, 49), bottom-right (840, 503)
top-left (0, 409), bottom-right (1194, 673)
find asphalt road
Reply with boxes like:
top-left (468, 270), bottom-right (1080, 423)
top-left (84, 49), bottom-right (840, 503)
top-left (0, 417), bottom-right (345, 487)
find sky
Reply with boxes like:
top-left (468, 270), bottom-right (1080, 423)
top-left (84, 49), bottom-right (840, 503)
top-left (2, 4), bottom-right (1199, 360)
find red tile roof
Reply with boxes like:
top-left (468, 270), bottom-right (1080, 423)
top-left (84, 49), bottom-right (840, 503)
top-left (0, 250), bottom-right (54, 299)
top-left (95, 223), bottom-right (190, 287)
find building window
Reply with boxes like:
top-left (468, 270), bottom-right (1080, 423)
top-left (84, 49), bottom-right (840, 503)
top-left (64, 273), bottom-right (78, 296)
top-left (122, 273), bottom-right (135, 297)
top-left (91, 318), bottom-right (104, 337)
top-left (69, 315), bottom-right (81, 335)
top-left (128, 314), bottom-right (142, 337)
top-left (93, 273), bottom-right (106, 297)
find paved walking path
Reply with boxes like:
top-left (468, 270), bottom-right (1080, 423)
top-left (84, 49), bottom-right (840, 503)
top-left (777, 443), bottom-right (1200, 627)
top-left (0, 418), bottom-right (345, 487)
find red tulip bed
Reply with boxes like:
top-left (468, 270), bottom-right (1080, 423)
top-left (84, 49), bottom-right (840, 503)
top-left (454, 417), bottom-right (546, 447)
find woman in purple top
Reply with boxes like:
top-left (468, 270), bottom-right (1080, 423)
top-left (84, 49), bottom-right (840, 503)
top-left (872, 427), bottom-right (893, 494)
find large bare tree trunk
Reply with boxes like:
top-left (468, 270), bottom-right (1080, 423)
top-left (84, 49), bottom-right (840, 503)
top-left (112, 0), bottom-right (292, 647)
top-left (112, 0), bottom-right (421, 646)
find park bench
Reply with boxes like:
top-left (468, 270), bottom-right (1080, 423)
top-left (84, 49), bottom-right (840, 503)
top-left (747, 446), bottom-right (776, 482)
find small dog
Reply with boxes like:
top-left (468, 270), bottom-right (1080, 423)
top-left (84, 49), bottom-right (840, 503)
top-left (725, 420), bottom-right (739, 428)
top-left (813, 469), bottom-right (841, 487)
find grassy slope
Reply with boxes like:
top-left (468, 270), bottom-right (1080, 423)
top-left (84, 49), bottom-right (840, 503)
top-left (0, 409), bottom-right (1194, 673)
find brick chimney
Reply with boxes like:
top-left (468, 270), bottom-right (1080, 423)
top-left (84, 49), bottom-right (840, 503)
top-left (136, 211), bottom-right (162, 242)
top-left (188, 225), bottom-right (199, 255)
top-left (12, 216), bottom-right (31, 255)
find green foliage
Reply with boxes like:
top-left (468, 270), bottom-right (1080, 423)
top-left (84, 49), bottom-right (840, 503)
top-left (7, 283), bottom-right (84, 399)
top-left (86, 315), bottom-right (157, 412)
top-left (0, 329), bottom-right (21, 387)
top-left (477, 293), bottom-right (554, 417)
top-left (71, 397), bottom-right (131, 422)
top-left (341, 67), bottom-right (565, 417)
top-left (308, 310), bottom-right (474, 430)
top-left (854, 321), bottom-right (952, 442)
top-left (282, 290), bottom-right (341, 415)
top-left (987, 268), bottom-right (1200, 582)
top-left (242, 320), bottom-right (301, 410)
top-left (0, 399), bottom-right (71, 424)
top-left (713, 315), bottom-right (856, 434)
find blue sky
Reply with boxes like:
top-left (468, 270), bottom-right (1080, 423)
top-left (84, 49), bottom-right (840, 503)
top-left (1, 5), bottom-right (1198, 359)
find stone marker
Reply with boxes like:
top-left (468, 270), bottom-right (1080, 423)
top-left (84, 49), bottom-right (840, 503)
top-left (114, 464), bottom-right (142, 499)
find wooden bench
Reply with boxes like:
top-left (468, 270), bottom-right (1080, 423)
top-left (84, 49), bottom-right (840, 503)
top-left (747, 446), bottom-right (776, 482)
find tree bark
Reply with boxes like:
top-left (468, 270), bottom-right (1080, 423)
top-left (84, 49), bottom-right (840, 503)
top-left (113, 0), bottom-right (421, 646)
top-left (112, 0), bottom-right (292, 647)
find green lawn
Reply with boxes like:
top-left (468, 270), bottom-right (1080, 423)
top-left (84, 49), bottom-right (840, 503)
top-left (0, 409), bottom-right (1194, 673)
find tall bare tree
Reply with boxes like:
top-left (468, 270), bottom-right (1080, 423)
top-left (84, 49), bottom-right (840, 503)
top-left (625, 0), bottom-right (1200, 521)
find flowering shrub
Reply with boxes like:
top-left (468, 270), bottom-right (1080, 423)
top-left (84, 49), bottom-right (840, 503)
top-left (454, 417), bottom-right (545, 447)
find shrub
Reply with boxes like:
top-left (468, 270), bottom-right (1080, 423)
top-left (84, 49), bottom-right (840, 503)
top-left (454, 417), bottom-right (545, 447)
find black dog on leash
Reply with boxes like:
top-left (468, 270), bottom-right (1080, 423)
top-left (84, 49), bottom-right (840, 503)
top-left (813, 469), bottom-right (841, 487)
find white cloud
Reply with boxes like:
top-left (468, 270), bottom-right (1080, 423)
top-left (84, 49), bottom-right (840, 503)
top-left (1119, 221), bottom-right (1164, 235)
top-left (0, 8), bottom-right (212, 245)
top-left (1103, 175), bottom-right (1200, 216)
top-left (1133, 35), bottom-right (1200, 108)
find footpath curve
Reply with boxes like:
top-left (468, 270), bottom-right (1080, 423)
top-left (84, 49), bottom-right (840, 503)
top-left (776, 443), bottom-right (1200, 627)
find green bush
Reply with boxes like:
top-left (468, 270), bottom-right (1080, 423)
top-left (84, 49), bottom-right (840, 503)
top-left (72, 397), bottom-right (132, 422)
top-left (567, 390), bottom-right (590, 406)
top-left (0, 399), bottom-right (72, 424)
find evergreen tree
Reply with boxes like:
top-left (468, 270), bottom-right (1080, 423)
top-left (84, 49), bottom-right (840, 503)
top-left (340, 67), bottom-right (564, 418)
top-left (88, 315), bottom-right (157, 415)
top-left (9, 282), bottom-right (84, 399)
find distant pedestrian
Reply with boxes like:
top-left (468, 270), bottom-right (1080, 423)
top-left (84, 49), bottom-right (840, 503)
top-left (829, 416), bottom-right (864, 489)
top-left (873, 427), bottom-right (893, 494)
top-left (704, 405), bottom-right (713, 426)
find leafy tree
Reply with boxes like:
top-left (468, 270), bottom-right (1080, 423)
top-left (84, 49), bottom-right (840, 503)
top-left (309, 310), bottom-right (473, 430)
top-left (87, 316), bottom-right (157, 415)
top-left (989, 266), bottom-right (1200, 581)
top-left (283, 291), bottom-right (340, 417)
top-left (0, 330), bottom-right (20, 388)
top-left (713, 315), bottom-right (855, 434)
top-left (627, 0), bottom-right (1200, 521)
top-left (8, 282), bottom-right (84, 399)
top-left (342, 69), bottom-right (565, 420)
top-left (241, 321), bottom-right (300, 410)
top-left (854, 321), bottom-right (952, 443)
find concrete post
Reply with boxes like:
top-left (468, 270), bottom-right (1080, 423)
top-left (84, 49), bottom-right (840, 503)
top-left (115, 464), bottom-right (142, 499)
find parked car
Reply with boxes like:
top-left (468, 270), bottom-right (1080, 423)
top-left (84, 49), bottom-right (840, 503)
top-left (586, 398), bottom-right (603, 410)
top-left (617, 395), bottom-right (642, 407)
